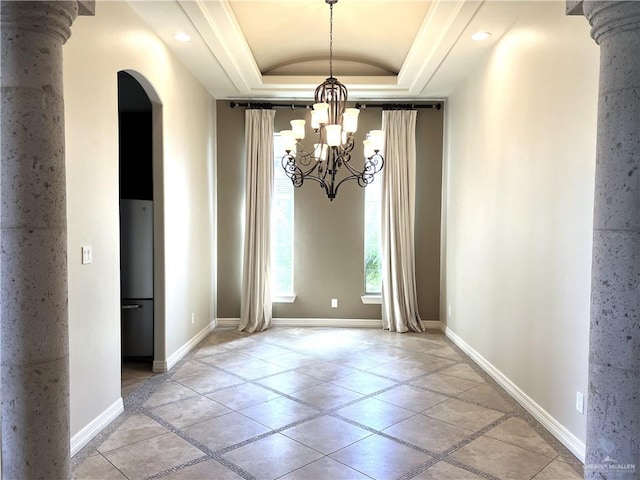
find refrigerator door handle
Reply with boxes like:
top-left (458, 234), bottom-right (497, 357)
top-left (122, 304), bottom-right (142, 310)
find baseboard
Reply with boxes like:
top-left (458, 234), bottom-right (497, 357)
top-left (217, 318), bottom-right (443, 329)
top-left (216, 317), bottom-right (383, 328)
top-left (422, 320), bottom-right (443, 330)
top-left (153, 319), bottom-right (216, 373)
top-left (444, 326), bottom-right (586, 462)
top-left (70, 398), bottom-right (124, 457)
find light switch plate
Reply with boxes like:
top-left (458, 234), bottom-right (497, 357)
top-left (82, 246), bottom-right (93, 265)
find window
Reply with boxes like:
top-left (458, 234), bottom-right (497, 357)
top-left (271, 134), bottom-right (295, 299)
top-left (364, 176), bottom-right (382, 294)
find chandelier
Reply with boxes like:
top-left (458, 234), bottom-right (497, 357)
top-left (279, 0), bottom-right (384, 201)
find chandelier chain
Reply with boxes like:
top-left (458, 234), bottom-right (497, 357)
top-left (329, 2), bottom-right (334, 78)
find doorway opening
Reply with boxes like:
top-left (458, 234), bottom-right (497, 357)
top-left (117, 71), bottom-right (164, 396)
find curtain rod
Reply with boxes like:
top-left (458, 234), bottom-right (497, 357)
top-left (355, 103), bottom-right (442, 110)
top-left (229, 101), bottom-right (442, 111)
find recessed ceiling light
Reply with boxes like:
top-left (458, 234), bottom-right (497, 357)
top-left (173, 32), bottom-right (192, 42)
top-left (471, 31), bottom-right (492, 41)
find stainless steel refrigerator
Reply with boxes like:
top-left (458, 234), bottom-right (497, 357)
top-left (120, 199), bottom-right (154, 357)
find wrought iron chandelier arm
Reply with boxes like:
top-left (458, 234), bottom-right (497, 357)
top-left (332, 152), bottom-right (384, 194)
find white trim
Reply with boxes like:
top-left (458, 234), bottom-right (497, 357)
top-left (421, 320), bottom-right (443, 330)
top-left (361, 295), bottom-right (382, 305)
top-left (444, 326), bottom-right (586, 462)
top-left (153, 319), bottom-right (216, 373)
top-left (216, 317), bottom-right (384, 328)
top-left (70, 398), bottom-right (123, 457)
top-left (218, 318), bottom-right (443, 330)
top-left (216, 317), bottom-right (241, 327)
top-left (272, 294), bottom-right (296, 304)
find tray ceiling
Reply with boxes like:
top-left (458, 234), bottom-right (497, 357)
top-left (128, 0), bottom-right (524, 100)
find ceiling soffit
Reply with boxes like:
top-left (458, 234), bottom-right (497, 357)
top-left (130, 0), bottom-right (509, 100)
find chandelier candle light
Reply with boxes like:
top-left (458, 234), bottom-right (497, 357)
top-left (280, 0), bottom-right (384, 201)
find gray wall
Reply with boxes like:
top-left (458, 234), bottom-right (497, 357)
top-left (216, 100), bottom-right (443, 320)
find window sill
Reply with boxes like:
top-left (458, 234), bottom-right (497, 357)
top-left (361, 295), bottom-right (382, 305)
top-left (273, 294), bottom-right (296, 304)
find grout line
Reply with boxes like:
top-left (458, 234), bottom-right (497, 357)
top-left (73, 327), bottom-right (583, 479)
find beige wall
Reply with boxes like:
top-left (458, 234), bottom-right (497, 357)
top-left (444, 1), bottom-right (598, 454)
top-left (64, 1), bottom-right (215, 443)
top-left (216, 102), bottom-right (443, 320)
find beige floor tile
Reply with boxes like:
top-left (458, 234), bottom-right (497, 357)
top-left (279, 456), bottom-right (372, 480)
top-left (242, 343), bottom-right (292, 359)
top-left (373, 384), bottom-right (449, 413)
top-left (265, 351), bottom-right (318, 368)
top-left (424, 344), bottom-right (464, 361)
top-left (174, 369), bottom-right (244, 394)
top-left (330, 434), bottom-right (432, 479)
top-left (215, 336), bottom-right (262, 350)
top-left (255, 370), bottom-right (325, 394)
top-left (360, 344), bottom-right (411, 361)
top-left (191, 343), bottom-right (233, 359)
top-left (221, 433), bottom-right (323, 480)
top-left (198, 351), bottom-right (255, 370)
top-left (72, 454), bottom-right (127, 480)
top-left (411, 373), bottom-right (479, 396)
top-left (402, 354), bottom-right (459, 371)
top-left (143, 380), bottom-right (199, 408)
top-left (330, 371), bottom-right (398, 395)
top-left (413, 461), bottom-right (484, 479)
top-left (438, 363), bottom-right (486, 383)
top-left (239, 396), bottom-right (320, 429)
top-left (533, 459), bottom-right (583, 479)
top-left (302, 360), bottom-right (359, 381)
top-left (98, 413), bottom-right (169, 453)
top-left (74, 327), bottom-right (580, 480)
top-left (102, 432), bottom-right (205, 480)
top-left (282, 415), bottom-right (372, 454)
top-left (205, 382), bottom-right (281, 410)
top-left (226, 357), bottom-right (290, 380)
top-left (456, 383), bottom-right (519, 412)
top-left (368, 359), bottom-right (439, 381)
top-left (171, 360), bottom-right (216, 379)
top-left (182, 412), bottom-right (270, 452)
top-left (335, 352), bottom-right (392, 369)
top-left (289, 383), bottom-right (364, 410)
top-left (202, 329), bottom-right (248, 346)
top-left (336, 397), bottom-right (415, 430)
top-left (149, 395), bottom-right (232, 428)
top-left (162, 459), bottom-right (245, 480)
top-left (486, 417), bottom-right (559, 458)
top-left (450, 435), bottom-right (553, 479)
top-left (383, 414), bottom-right (474, 453)
top-left (423, 398), bottom-right (504, 431)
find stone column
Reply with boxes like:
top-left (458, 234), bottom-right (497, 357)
top-left (583, 2), bottom-right (640, 478)
top-left (1, 1), bottom-right (77, 478)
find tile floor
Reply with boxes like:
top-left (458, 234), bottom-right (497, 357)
top-left (72, 327), bottom-right (584, 480)
top-left (121, 360), bottom-right (158, 398)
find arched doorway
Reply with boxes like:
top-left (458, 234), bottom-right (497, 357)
top-left (117, 70), bottom-right (165, 395)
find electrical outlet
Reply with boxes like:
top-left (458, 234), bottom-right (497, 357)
top-left (331, 298), bottom-right (338, 308)
top-left (191, 313), bottom-right (195, 324)
top-left (576, 391), bottom-right (584, 414)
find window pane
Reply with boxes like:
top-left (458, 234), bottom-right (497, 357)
top-left (364, 177), bottom-right (382, 294)
top-left (271, 135), bottom-right (294, 295)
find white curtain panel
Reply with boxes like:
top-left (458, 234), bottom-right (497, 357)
top-left (239, 109), bottom-right (276, 333)
top-left (381, 110), bottom-right (424, 333)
